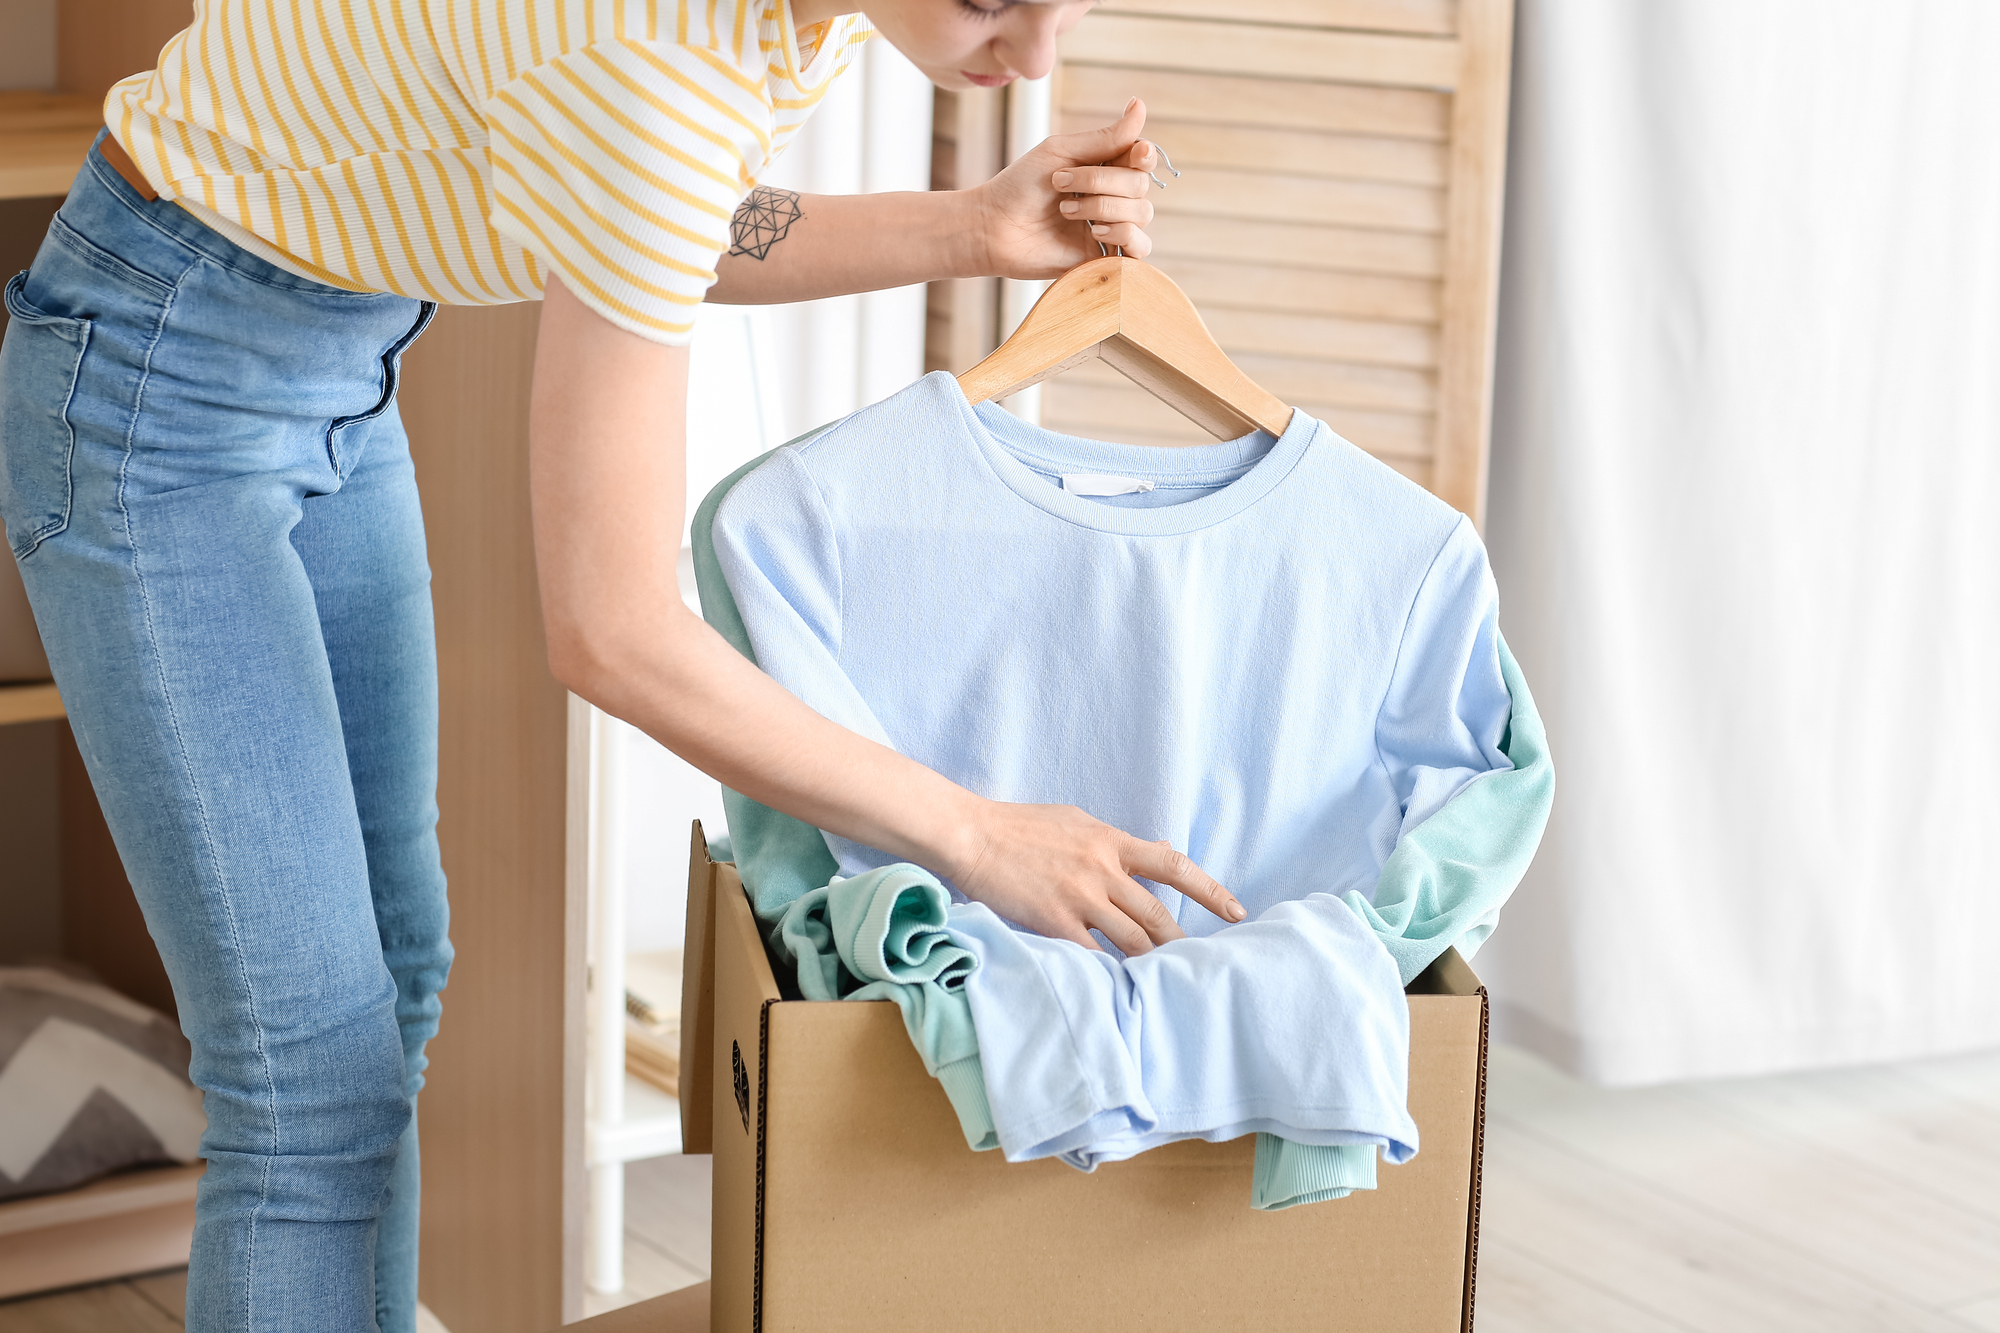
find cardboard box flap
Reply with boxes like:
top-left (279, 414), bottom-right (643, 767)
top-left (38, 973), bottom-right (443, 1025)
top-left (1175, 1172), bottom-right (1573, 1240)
top-left (1408, 945), bottom-right (1484, 997)
top-left (679, 822), bottom-right (719, 1153)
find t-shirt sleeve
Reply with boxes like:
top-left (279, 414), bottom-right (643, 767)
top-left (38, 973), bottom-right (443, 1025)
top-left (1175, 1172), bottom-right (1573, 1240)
top-left (710, 448), bottom-right (892, 747)
top-left (484, 38), bottom-right (769, 344)
top-left (1374, 516), bottom-right (1513, 837)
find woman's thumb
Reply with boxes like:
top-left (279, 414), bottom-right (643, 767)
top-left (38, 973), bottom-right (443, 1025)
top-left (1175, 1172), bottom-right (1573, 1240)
top-left (1059, 97), bottom-right (1147, 162)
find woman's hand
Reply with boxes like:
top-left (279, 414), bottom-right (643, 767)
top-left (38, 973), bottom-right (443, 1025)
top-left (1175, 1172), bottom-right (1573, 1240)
top-left (948, 798), bottom-right (1245, 955)
top-left (975, 98), bottom-right (1162, 278)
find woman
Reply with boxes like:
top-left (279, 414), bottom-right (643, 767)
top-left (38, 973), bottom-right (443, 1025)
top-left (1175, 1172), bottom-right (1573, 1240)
top-left (0, 0), bottom-right (1241, 1328)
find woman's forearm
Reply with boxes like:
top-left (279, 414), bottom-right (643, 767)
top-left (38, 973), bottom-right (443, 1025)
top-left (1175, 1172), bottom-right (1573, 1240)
top-left (707, 102), bottom-right (1166, 305)
top-left (530, 275), bottom-right (986, 874)
top-left (706, 188), bottom-right (988, 305)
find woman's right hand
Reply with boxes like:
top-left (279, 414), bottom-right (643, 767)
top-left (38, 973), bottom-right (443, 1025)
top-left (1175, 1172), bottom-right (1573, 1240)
top-left (948, 800), bottom-right (1245, 955)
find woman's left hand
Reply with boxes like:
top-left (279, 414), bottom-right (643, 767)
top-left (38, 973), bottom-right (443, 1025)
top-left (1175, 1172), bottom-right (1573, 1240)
top-left (974, 97), bottom-right (1162, 278)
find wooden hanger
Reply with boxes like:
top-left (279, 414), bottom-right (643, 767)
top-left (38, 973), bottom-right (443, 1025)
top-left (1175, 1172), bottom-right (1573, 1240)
top-left (958, 255), bottom-right (1293, 442)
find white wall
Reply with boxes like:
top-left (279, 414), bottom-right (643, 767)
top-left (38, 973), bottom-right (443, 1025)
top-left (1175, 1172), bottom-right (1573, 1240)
top-left (609, 40), bottom-right (935, 953)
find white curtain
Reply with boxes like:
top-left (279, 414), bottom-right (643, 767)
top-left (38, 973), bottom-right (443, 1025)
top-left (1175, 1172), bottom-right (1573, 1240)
top-left (1476, 2), bottom-right (2000, 1084)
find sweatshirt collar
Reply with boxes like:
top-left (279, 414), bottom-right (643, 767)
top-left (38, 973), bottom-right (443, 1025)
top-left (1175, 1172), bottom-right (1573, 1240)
top-left (936, 373), bottom-right (1320, 537)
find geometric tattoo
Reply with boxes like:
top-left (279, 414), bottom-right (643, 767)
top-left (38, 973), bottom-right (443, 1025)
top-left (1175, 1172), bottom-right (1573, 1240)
top-left (728, 186), bottom-right (805, 260)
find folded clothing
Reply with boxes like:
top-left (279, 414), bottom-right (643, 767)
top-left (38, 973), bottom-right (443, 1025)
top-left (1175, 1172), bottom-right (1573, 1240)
top-left (762, 863), bottom-right (1409, 1209)
top-left (765, 864), bottom-right (995, 1153)
top-left (950, 893), bottom-right (1417, 1170)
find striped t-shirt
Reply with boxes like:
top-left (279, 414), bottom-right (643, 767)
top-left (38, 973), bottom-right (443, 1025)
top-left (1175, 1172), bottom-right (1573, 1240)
top-left (104, 0), bottom-right (871, 344)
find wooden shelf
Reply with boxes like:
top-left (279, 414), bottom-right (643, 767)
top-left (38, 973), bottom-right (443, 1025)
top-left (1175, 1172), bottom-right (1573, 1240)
top-left (0, 91), bottom-right (102, 201)
top-left (0, 1163), bottom-right (202, 1299)
top-left (0, 680), bottom-right (64, 725)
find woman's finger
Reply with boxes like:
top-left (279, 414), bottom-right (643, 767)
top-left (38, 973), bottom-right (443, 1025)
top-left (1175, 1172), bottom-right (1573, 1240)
top-left (1056, 924), bottom-right (1105, 953)
top-left (1049, 165), bottom-right (1151, 199)
top-left (1109, 878), bottom-right (1186, 947)
top-left (1059, 196), bottom-right (1154, 227)
top-left (1086, 222), bottom-right (1152, 258)
top-left (1126, 838), bottom-right (1245, 924)
top-left (1087, 903), bottom-right (1160, 957)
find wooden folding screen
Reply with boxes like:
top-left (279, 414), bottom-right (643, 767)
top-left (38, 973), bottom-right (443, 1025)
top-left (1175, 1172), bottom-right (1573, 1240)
top-left (929, 0), bottom-right (1514, 525)
top-left (927, 87), bottom-right (1007, 376)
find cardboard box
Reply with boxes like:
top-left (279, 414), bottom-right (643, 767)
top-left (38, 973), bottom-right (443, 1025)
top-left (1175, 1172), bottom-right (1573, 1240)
top-left (679, 825), bottom-right (1489, 1332)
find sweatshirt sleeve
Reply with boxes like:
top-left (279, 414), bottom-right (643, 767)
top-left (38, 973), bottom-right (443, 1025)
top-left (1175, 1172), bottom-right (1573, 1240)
top-left (1374, 517), bottom-right (1513, 835)
top-left (708, 448), bottom-right (893, 746)
top-left (1345, 518), bottom-right (1555, 982)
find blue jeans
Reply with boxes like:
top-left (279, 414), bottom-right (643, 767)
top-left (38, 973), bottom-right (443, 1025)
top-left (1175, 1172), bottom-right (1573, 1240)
top-left (0, 138), bottom-right (450, 1333)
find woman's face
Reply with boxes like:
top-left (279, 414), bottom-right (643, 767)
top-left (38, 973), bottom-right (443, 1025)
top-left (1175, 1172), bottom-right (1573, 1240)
top-left (859, 0), bottom-right (1097, 90)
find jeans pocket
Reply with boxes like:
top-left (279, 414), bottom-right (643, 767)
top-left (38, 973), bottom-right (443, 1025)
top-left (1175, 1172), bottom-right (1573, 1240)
top-left (0, 271), bottom-right (92, 559)
top-left (327, 300), bottom-right (436, 481)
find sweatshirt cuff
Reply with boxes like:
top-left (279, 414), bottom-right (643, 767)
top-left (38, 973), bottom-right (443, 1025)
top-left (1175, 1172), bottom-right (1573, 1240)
top-left (1251, 1135), bottom-right (1378, 1211)
top-left (935, 1054), bottom-right (999, 1153)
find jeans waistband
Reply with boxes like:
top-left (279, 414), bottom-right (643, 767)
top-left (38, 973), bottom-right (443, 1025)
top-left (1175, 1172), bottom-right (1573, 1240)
top-left (67, 130), bottom-right (412, 306)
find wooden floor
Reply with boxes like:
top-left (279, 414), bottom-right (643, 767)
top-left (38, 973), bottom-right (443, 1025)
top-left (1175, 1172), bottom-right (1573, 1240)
top-left (7, 1042), bottom-right (1997, 1330)
top-left (0, 1271), bottom-right (187, 1332)
top-left (0, 1268), bottom-right (454, 1331)
top-left (1478, 1042), bottom-right (2000, 1332)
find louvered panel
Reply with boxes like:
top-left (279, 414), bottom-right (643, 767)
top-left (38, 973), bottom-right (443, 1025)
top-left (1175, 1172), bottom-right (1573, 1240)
top-left (1063, 350), bottom-right (1438, 416)
top-left (1383, 455), bottom-right (1432, 487)
top-left (1066, 14), bottom-right (1461, 90)
top-left (1060, 66), bottom-right (1451, 139)
top-left (1041, 381), bottom-right (1217, 446)
top-left (1227, 353), bottom-right (1437, 414)
top-left (926, 86), bottom-right (1004, 377)
top-left (1200, 306), bottom-right (1438, 371)
top-left (1146, 215), bottom-right (1445, 279)
top-left (924, 303), bottom-right (951, 375)
top-left (1062, 115), bottom-right (1449, 186)
top-left (1152, 166), bottom-right (1445, 233)
top-left (1047, 380), bottom-right (1434, 460)
top-left (1154, 257), bottom-right (1440, 324)
top-left (1099, 0), bottom-right (1459, 33)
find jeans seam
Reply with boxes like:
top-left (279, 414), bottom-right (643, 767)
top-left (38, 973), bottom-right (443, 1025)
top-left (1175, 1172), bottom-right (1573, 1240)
top-left (2, 274), bottom-right (90, 559)
top-left (114, 277), bottom-right (281, 1327)
top-left (327, 301), bottom-right (435, 479)
top-left (49, 213), bottom-right (178, 299)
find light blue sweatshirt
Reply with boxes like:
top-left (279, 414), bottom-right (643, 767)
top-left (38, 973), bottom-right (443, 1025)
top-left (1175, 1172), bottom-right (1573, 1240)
top-left (700, 373), bottom-right (1553, 1205)
top-left (710, 373), bottom-right (1515, 947)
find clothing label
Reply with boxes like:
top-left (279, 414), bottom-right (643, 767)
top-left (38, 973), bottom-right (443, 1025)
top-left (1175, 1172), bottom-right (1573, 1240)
top-left (1062, 473), bottom-right (1157, 497)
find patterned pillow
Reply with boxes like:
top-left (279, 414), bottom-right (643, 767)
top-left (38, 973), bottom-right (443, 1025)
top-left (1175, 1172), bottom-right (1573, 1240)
top-left (0, 966), bottom-right (203, 1201)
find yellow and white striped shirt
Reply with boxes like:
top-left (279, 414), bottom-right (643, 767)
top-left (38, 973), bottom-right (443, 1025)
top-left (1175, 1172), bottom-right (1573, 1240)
top-left (106, 0), bottom-right (872, 343)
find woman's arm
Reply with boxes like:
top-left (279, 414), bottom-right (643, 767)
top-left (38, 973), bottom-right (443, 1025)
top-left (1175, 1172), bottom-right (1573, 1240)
top-left (706, 101), bottom-right (1162, 304)
top-left (530, 276), bottom-right (1244, 955)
